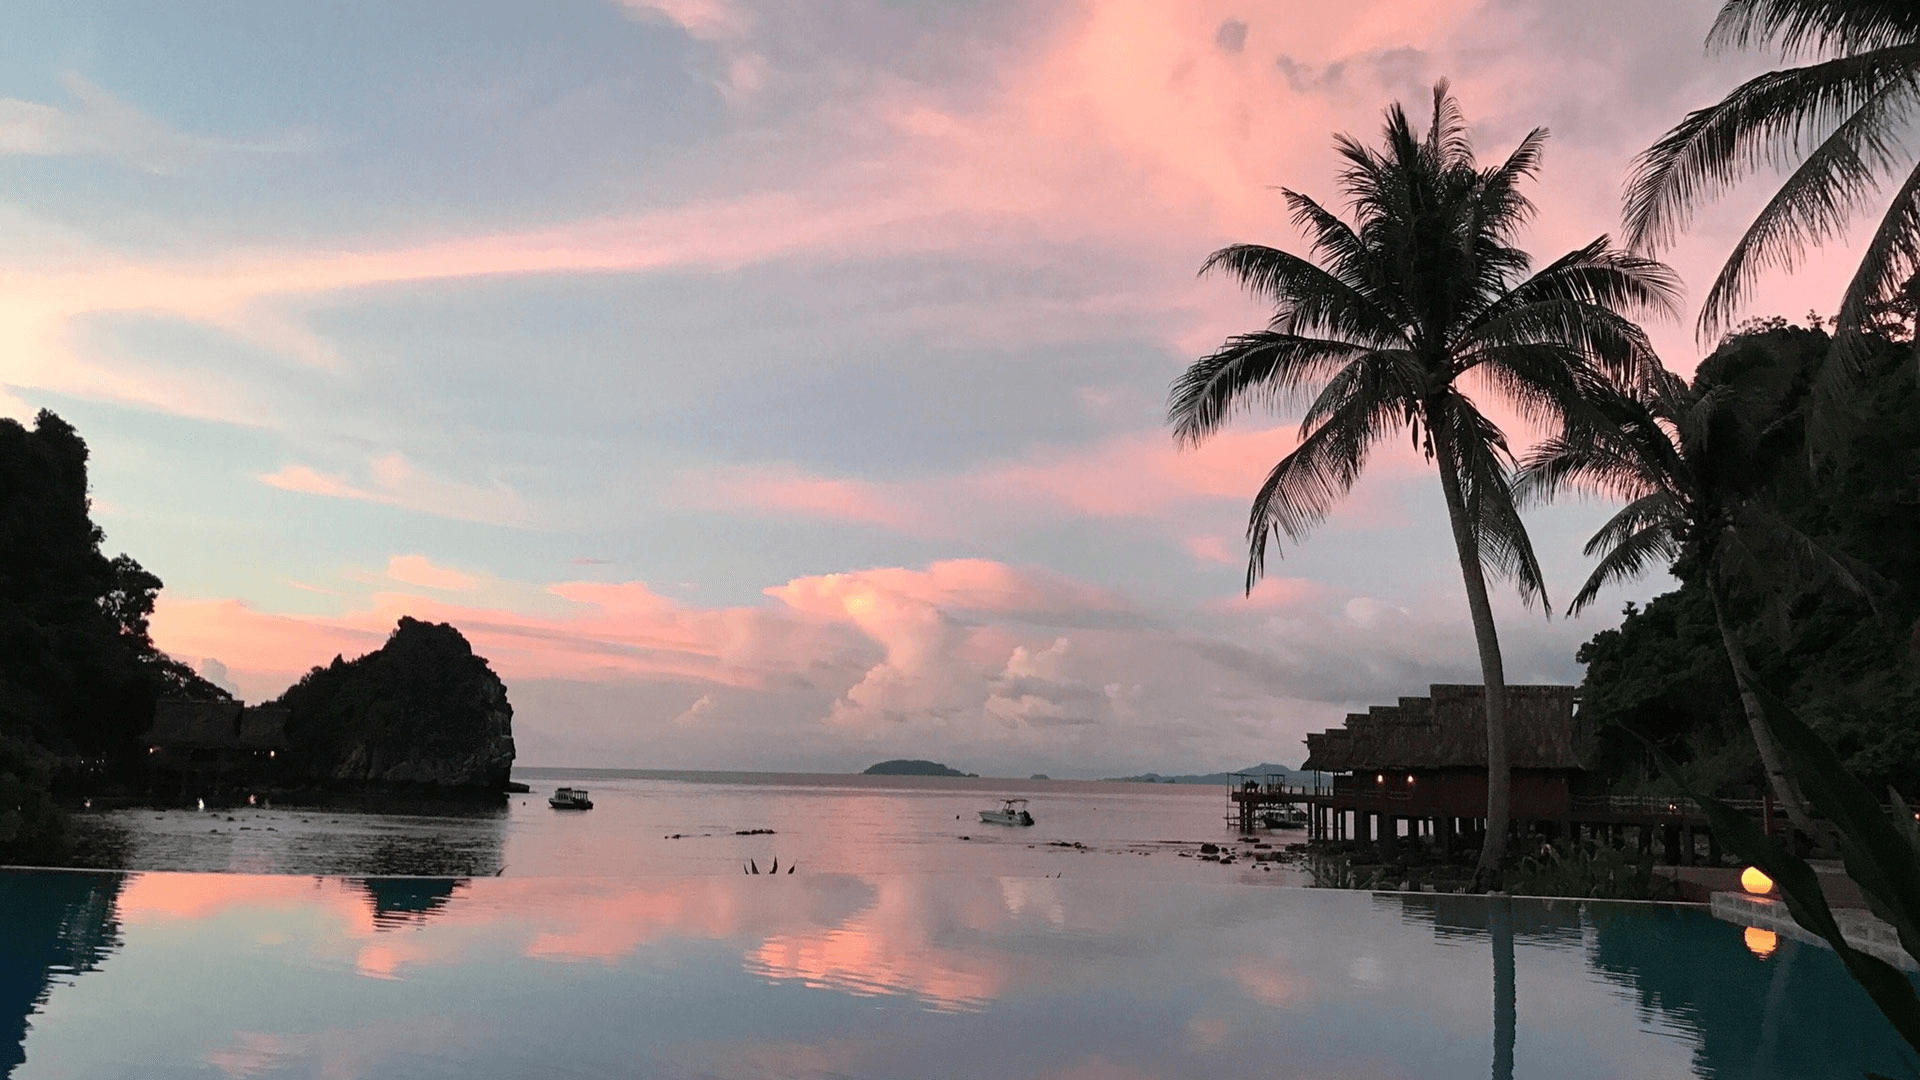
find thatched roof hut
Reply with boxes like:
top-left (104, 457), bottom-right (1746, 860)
top-left (1301, 684), bottom-right (1579, 773)
top-left (147, 700), bottom-right (288, 752)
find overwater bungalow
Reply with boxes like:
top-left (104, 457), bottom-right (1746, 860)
top-left (1223, 684), bottom-right (1583, 854)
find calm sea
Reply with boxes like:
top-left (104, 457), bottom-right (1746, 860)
top-left (69, 769), bottom-right (1303, 882)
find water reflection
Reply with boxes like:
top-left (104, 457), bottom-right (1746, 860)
top-left (0, 872), bottom-right (121, 1078)
top-left (1390, 893), bottom-right (1920, 1080)
top-left (1588, 903), bottom-right (1920, 1079)
top-left (356, 878), bottom-right (466, 929)
top-left (7, 871), bottom-right (1919, 1079)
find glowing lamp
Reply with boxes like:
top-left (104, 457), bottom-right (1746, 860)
top-left (1376, 774), bottom-right (1384, 784)
top-left (1406, 774), bottom-right (1415, 784)
top-left (1741, 866), bottom-right (1775, 895)
top-left (1744, 926), bottom-right (1778, 958)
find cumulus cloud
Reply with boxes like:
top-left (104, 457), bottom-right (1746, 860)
top-left (150, 554), bottom-right (1582, 773)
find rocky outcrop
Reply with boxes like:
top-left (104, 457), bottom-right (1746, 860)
top-left (272, 618), bottom-right (515, 791)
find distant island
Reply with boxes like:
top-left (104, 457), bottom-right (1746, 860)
top-left (862, 759), bottom-right (976, 777)
top-left (1105, 762), bottom-right (1309, 786)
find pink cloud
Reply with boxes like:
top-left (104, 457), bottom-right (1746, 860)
top-left (257, 454), bottom-right (526, 526)
top-left (1208, 576), bottom-right (1326, 614)
top-left (692, 424), bottom-right (1429, 546)
top-left (386, 555), bottom-right (480, 592)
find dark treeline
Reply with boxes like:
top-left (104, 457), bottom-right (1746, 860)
top-left (1577, 323), bottom-right (1920, 798)
top-left (0, 410), bottom-right (227, 861)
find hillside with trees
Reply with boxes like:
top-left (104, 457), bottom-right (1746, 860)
top-left (0, 411), bottom-right (230, 861)
top-left (1575, 324), bottom-right (1920, 799)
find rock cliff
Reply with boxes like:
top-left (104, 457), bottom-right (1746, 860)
top-left (272, 618), bottom-right (515, 791)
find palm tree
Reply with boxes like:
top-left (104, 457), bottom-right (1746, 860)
top-left (1625, 2), bottom-right (1920, 350)
top-left (1516, 363), bottom-right (1874, 837)
top-left (1169, 83), bottom-right (1679, 888)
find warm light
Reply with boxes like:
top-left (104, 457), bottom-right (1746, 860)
top-left (1406, 774), bottom-right (1415, 784)
top-left (1376, 774), bottom-right (1384, 784)
top-left (1741, 866), bottom-right (1775, 895)
top-left (1744, 926), bottom-right (1778, 958)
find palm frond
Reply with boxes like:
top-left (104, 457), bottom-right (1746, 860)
top-left (1622, 46), bottom-right (1920, 253)
top-left (1198, 242), bottom-right (1405, 346)
top-left (1243, 378), bottom-right (1405, 588)
top-left (1167, 332), bottom-right (1369, 446)
top-left (1569, 523), bottom-right (1686, 615)
top-left (1710, 0), bottom-right (1920, 59)
top-left (1696, 76), bottom-right (1920, 336)
top-left (1831, 158), bottom-right (1920, 372)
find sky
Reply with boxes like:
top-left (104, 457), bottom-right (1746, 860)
top-left (0, 0), bottom-right (1872, 776)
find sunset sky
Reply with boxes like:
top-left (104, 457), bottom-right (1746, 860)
top-left (0, 1), bottom-right (1866, 775)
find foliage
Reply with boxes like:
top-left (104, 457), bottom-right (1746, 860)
top-left (1625, 0), bottom-right (1920, 356)
top-left (1502, 843), bottom-right (1679, 901)
top-left (1650, 685), bottom-right (1920, 1073)
top-left (1573, 327), bottom-right (1920, 797)
top-left (0, 410), bottom-right (227, 769)
top-left (1304, 852), bottom-right (1394, 891)
top-left (0, 737), bottom-right (69, 865)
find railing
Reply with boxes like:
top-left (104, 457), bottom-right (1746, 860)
top-left (1569, 794), bottom-right (1769, 816)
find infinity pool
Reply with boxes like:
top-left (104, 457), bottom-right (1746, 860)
top-left (3, 869), bottom-right (1913, 1079)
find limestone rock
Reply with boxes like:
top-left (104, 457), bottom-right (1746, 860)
top-left (272, 618), bottom-right (515, 791)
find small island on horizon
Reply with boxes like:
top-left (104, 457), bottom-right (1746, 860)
top-left (861, 759), bottom-right (977, 778)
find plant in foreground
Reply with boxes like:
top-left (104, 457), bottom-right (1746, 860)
top-left (1649, 685), bottom-right (1920, 1071)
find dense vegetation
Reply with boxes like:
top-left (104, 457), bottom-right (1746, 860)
top-left (0, 411), bottom-right (228, 760)
top-left (0, 410), bottom-right (226, 861)
top-left (1576, 324), bottom-right (1920, 798)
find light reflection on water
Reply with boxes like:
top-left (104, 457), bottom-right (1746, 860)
top-left (5, 869), bottom-right (1916, 1079)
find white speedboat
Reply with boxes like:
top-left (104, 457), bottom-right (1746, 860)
top-left (979, 798), bottom-right (1034, 826)
top-left (549, 787), bottom-right (593, 810)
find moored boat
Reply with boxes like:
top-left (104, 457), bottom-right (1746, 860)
top-left (978, 798), bottom-right (1034, 826)
top-left (549, 787), bottom-right (593, 810)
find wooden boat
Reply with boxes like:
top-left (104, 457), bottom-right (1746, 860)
top-left (978, 798), bottom-right (1034, 826)
top-left (549, 787), bottom-right (593, 810)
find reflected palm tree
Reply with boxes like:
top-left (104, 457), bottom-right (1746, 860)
top-left (0, 872), bottom-right (121, 1078)
top-left (1491, 895), bottom-right (1515, 1080)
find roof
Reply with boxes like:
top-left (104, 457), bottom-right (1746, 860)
top-left (147, 700), bottom-right (288, 751)
top-left (1301, 684), bottom-right (1580, 772)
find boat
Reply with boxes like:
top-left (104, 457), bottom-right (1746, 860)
top-left (549, 787), bottom-right (593, 810)
top-left (1261, 808), bottom-right (1308, 830)
top-left (978, 798), bottom-right (1034, 826)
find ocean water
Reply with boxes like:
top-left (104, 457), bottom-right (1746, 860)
top-left (71, 770), bottom-right (1300, 882)
top-left (5, 870), bottom-right (1916, 1079)
top-left (15, 770), bottom-right (1915, 1078)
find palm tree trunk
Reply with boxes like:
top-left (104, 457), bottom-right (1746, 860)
top-left (1433, 436), bottom-right (1513, 891)
top-left (1707, 580), bottom-right (1818, 840)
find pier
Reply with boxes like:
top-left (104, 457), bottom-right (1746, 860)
top-left (1228, 773), bottom-right (1784, 865)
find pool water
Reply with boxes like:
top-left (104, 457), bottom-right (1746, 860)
top-left (4, 869), bottom-right (1914, 1079)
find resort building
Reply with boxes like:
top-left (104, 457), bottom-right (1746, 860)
top-left (1237, 684), bottom-right (1583, 853)
top-left (145, 699), bottom-right (289, 793)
